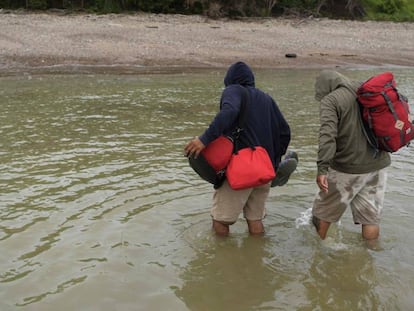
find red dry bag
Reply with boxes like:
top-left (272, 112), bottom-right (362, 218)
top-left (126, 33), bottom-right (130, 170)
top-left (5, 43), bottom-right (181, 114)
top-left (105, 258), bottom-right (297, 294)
top-left (188, 135), bottom-right (233, 185)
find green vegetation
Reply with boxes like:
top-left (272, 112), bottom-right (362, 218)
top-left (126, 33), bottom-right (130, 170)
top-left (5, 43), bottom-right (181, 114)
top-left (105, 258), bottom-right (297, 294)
top-left (363, 0), bottom-right (414, 21)
top-left (0, 0), bottom-right (413, 21)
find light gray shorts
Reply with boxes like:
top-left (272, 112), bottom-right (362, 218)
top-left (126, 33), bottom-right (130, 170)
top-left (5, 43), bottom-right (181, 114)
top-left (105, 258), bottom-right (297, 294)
top-left (211, 179), bottom-right (270, 223)
top-left (312, 168), bottom-right (387, 225)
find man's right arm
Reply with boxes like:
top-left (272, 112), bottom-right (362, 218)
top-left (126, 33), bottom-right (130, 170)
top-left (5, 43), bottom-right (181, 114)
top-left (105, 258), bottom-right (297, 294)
top-left (316, 174), bottom-right (329, 193)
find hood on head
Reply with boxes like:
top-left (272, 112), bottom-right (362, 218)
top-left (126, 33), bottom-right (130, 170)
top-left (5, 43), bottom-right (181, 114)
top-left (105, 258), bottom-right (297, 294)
top-left (224, 62), bottom-right (255, 87)
top-left (315, 70), bottom-right (352, 101)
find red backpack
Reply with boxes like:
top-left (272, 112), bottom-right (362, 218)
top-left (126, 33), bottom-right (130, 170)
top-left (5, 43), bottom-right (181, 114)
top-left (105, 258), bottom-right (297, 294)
top-left (357, 72), bottom-right (414, 153)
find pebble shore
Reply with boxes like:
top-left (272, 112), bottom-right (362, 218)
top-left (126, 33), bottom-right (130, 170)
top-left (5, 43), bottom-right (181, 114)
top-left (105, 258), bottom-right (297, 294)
top-left (1, 11), bottom-right (414, 74)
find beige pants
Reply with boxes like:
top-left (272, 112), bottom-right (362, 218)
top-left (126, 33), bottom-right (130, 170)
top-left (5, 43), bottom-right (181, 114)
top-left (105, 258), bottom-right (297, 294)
top-left (312, 168), bottom-right (387, 225)
top-left (211, 179), bottom-right (270, 223)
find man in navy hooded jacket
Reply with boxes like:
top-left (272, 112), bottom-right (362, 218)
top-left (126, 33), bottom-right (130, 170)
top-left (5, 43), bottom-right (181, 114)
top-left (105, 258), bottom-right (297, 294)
top-left (184, 62), bottom-right (291, 236)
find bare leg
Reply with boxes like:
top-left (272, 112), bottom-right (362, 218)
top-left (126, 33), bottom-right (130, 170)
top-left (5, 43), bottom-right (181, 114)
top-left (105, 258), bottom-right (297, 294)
top-left (362, 224), bottom-right (379, 240)
top-left (312, 216), bottom-right (330, 240)
top-left (212, 220), bottom-right (230, 236)
top-left (246, 219), bottom-right (264, 235)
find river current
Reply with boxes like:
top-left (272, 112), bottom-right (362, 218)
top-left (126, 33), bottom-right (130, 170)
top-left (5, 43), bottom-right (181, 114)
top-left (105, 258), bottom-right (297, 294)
top-left (0, 68), bottom-right (413, 310)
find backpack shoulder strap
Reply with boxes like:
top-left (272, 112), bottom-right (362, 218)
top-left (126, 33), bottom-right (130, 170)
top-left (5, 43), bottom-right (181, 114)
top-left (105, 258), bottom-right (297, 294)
top-left (354, 83), bottom-right (380, 156)
top-left (357, 100), bottom-right (380, 156)
top-left (237, 85), bottom-right (249, 129)
top-left (233, 85), bottom-right (259, 151)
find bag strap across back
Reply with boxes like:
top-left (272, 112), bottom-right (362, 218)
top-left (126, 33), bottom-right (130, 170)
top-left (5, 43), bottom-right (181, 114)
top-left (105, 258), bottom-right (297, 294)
top-left (233, 86), bottom-right (257, 153)
top-left (237, 85), bottom-right (249, 129)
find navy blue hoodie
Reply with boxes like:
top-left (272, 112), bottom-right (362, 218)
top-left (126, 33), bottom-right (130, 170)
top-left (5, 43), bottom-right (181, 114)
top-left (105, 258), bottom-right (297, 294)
top-left (199, 62), bottom-right (291, 169)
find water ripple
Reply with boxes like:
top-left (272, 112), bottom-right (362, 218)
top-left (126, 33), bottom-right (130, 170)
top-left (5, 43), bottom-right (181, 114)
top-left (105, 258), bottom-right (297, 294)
top-left (0, 70), bottom-right (413, 309)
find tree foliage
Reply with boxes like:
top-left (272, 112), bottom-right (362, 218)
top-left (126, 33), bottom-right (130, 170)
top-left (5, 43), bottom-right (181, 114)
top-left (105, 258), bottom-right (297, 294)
top-left (377, 0), bottom-right (406, 14)
top-left (362, 0), bottom-right (412, 21)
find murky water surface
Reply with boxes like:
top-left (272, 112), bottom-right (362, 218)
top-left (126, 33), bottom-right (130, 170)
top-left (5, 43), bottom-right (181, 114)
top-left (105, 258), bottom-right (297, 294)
top-left (1, 68), bottom-right (413, 310)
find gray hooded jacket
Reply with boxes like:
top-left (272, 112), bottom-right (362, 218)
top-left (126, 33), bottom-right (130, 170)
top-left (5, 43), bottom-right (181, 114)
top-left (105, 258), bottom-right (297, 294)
top-left (315, 70), bottom-right (390, 175)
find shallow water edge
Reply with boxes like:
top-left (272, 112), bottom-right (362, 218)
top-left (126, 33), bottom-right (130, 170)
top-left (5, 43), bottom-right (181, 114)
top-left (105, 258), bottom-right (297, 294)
top-left (1, 62), bottom-right (414, 78)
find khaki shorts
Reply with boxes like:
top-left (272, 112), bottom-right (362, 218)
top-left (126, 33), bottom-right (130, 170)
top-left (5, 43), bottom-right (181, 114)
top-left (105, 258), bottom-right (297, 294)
top-left (211, 179), bottom-right (270, 223)
top-left (312, 168), bottom-right (387, 225)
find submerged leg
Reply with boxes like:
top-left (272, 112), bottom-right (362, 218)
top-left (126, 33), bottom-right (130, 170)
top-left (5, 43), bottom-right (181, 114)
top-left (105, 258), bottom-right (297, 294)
top-left (362, 224), bottom-right (379, 240)
top-left (212, 220), bottom-right (230, 236)
top-left (312, 216), bottom-right (331, 240)
top-left (246, 219), bottom-right (265, 235)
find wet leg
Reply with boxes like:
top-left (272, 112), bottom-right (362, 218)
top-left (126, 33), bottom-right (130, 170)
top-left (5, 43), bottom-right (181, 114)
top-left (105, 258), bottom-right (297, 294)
top-left (212, 220), bottom-right (230, 236)
top-left (312, 216), bottom-right (330, 240)
top-left (362, 224), bottom-right (379, 240)
top-left (246, 219), bottom-right (264, 235)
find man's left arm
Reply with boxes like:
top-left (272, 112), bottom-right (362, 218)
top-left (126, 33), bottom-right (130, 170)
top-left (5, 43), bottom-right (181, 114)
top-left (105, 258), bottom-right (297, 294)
top-left (317, 98), bottom-right (338, 176)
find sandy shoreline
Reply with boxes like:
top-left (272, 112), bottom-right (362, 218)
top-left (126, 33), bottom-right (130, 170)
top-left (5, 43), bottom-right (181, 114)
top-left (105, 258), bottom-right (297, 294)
top-left (1, 11), bottom-right (414, 75)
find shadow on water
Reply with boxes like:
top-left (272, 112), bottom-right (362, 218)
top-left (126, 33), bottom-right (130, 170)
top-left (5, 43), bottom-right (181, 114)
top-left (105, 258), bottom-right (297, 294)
top-left (175, 208), bottom-right (403, 310)
top-left (175, 234), bottom-right (283, 310)
top-left (0, 68), bottom-right (414, 310)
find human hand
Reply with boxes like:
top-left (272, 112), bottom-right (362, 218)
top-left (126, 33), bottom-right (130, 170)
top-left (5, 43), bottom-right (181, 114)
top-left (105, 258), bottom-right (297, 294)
top-left (184, 136), bottom-right (205, 159)
top-left (316, 175), bottom-right (328, 193)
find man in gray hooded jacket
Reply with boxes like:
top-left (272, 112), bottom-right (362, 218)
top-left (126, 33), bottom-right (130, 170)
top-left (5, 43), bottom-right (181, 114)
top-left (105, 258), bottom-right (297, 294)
top-left (312, 70), bottom-right (391, 241)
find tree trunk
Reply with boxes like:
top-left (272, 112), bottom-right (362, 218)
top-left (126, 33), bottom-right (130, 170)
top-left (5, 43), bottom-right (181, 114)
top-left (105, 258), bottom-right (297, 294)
top-left (316, 0), bottom-right (327, 16)
top-left (345, 0), bottom-right (365, 18)
top-left (264, 0), bottom-right (277, 16)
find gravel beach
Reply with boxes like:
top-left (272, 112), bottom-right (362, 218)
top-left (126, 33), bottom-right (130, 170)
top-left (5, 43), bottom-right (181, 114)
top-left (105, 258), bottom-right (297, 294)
top-left (1, 11), bottom-right (414, 74)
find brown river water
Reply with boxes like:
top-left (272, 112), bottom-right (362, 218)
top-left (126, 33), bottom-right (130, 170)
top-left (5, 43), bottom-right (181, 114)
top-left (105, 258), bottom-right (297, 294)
top-left (0, 68), bottom-right (413, 310)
